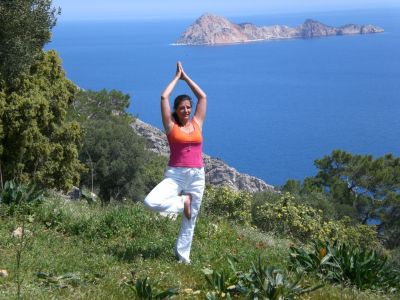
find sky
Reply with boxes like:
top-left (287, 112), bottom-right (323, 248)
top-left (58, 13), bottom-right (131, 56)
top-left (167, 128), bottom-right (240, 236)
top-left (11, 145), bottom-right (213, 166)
top-left (53, 0), bottom-right (400, 21)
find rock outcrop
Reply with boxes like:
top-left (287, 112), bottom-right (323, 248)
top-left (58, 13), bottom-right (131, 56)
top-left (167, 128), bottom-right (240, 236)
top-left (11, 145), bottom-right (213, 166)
top-left (176, 13), bottom-right (384, 45)
top-left (131, 119), bottom-right (275, 193)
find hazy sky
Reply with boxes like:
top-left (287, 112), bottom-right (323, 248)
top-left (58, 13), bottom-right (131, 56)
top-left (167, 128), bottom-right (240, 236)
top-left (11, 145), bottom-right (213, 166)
top-left (54, 0), bottom-right (400, 21)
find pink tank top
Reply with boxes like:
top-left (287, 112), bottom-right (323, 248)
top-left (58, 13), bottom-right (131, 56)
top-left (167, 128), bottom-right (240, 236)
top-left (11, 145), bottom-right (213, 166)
top-left (167, 119), bottom-right (203, 168)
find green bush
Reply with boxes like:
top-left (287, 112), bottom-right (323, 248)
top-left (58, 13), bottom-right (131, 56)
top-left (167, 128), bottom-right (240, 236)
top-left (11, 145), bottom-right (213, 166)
top-left (253, 192), bottom-right (323, 240)
top-left (79, 117), bottom-right (147, 203)
top-left (281, 180), bottom-right (337, 221)
top-left (202, 186), bottom-right (252, 224)
top-left (252, 190), bottom-right (281, 212)
top-left (141, 155), bottom-right (168, 195)
top-left (387, 247), bottom-right (400, 270)
top-left (296, 192), bottom-right (337, 221)
top-left (252, 192), bottom-right (378, 247)
top-left (320, 217), bottom-right (379, 249)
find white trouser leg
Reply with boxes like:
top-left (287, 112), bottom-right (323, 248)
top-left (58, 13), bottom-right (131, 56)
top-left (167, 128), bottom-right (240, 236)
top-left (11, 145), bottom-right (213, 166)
top-left (175, 168), bottom-right (205, 263)
top-left (144, 175), bottom-right (185, 214)
top-left (144, 166), bottom-right (205, 264)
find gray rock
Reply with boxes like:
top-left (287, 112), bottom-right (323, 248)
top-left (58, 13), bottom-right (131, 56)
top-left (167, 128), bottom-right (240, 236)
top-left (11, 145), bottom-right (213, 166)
top-left (131, 119), bottom-right (275, 193)
top-left (68, 186), bottom-right (81, 200)
top-left (175, 14), bottom-right (384, 45)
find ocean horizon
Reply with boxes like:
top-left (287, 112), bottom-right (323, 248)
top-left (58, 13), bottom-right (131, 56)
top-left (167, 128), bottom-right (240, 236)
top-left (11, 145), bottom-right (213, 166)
top-left (47, 8), bottom-right (400, 186)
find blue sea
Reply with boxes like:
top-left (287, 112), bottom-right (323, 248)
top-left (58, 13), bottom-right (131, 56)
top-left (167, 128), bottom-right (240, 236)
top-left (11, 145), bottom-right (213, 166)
top-left (47, 8), bottom-right (400, 186)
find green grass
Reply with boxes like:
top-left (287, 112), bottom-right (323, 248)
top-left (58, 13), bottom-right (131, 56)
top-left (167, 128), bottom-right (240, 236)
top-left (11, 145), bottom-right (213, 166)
top-left (0, 198), bottom-right (398, 299)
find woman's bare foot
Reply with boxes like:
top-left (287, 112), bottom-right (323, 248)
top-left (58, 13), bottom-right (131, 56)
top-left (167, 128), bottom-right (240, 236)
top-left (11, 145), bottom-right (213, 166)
top-left (183, 194), bottom-right (192, 219)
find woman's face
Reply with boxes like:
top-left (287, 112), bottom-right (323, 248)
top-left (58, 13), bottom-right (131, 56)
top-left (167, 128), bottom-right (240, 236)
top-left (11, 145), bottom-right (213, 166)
top-left (176, 100), bottom-right (192, 123)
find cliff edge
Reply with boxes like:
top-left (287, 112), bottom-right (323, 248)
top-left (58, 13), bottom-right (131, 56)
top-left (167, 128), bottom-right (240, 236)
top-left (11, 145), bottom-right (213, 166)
top-left (176, 13), bottom-right (384, 45)
top-left (131, 118), bottom-right (275, 193)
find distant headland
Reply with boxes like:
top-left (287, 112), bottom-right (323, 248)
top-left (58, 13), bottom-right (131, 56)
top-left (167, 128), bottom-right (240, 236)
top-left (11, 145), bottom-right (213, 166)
top-left (175, 13), bottom-right (384, 45)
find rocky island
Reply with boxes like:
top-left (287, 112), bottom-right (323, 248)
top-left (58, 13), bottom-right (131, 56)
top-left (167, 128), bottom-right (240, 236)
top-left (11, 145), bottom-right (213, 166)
top-left (176, 13), bottom-right (384, 45)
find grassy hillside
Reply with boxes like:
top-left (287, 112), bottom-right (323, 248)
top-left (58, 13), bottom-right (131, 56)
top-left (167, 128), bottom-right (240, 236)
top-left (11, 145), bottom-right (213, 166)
top-left (0, 194), bottom-right (398, 299)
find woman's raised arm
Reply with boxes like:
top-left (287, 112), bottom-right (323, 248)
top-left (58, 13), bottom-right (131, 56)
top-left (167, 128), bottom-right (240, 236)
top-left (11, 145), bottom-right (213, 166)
top-left (161, 64), bottom-right (181, 134)
top-left (178, 62), bottom-right (207, 128)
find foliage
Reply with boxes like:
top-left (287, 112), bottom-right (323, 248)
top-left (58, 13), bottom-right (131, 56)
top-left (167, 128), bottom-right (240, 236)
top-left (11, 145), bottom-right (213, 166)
top-left (252, 192), bottom-right (378, 248)
top-left (202, 267), bottom-right (236, 299)
top-left (312, 150), bottom-right (400, 247)
top-left (141, 155), bottom-right (168, 195)
top-left (289, 241), bottom-right (400, 291)
top-left (0, 197), bottom-right (397, 299)
top-left (289, 241), bottom-right (334, 277)
top-left (36, 271), bottom-right (102, 289)
top-left (0, 180), bottom-right (44, 299)
top-left (68, 89), bottom-right (130, 122)
top-left (0, 50), bottom-right (84, 190)
top-left (253, 192), bottom-right (323, 240)
top-left (281, 182), bottom-right (339, 221)
top-left (203, 256), bottom-right (322, 300)
top-left (379, 192), bottom-right (400, 248)
top-left (387, 247), bottom-right (400, 271)
top-left (202, 185), bottom-right (252, 224)
top-left (0, 180), bottom-right (43, 206)
top-left (0, 180), bottom-right (44, 216)
top-left (69, 89), bottom-right (158, 203)
top-left (252, 190), bottom-right (281, 209)
top-left (0, 0), bottom-right (60, 82)
top-left (125, 276), bottom-right (178, 299)
top-left (283, 150), bottom-right (400, 248)
top-left (239, 257), bottom-right (322, 299)
top-left (320, 217), bottom-right (379, 249)
top-left (79, 117), bottom-right (147, 202)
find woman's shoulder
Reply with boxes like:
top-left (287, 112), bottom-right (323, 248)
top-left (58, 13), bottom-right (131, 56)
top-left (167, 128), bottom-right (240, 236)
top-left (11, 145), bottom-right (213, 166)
top-left (192, 117), bottom-right (203, 130)
top-left (165, 121), bottom-right (176, 136)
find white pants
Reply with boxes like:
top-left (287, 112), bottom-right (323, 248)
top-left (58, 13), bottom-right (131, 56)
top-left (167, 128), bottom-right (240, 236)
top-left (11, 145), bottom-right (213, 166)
top-left (144, 166), bottom-right (205, 263)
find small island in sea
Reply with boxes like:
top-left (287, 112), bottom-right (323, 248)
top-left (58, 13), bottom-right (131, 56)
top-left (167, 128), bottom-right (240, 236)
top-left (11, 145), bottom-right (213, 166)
top-left (175, 13), bottom-right (384, 45)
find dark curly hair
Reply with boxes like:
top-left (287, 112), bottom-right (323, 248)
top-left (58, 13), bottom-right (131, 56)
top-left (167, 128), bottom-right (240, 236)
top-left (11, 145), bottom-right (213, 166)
top-left (172, 94), bottom-right (192, 126)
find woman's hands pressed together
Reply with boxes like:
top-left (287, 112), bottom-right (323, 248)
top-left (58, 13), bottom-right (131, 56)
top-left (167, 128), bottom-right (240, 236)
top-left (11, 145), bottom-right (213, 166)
top-left (177, 61), bottom-right (189, 81)
top-left (175, 61), bottom-right (182, 79)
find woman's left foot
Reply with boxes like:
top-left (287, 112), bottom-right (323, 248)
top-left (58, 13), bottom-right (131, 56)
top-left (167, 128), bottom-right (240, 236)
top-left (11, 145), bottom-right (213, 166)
top-left (183, 194), bottom-right (192, 219)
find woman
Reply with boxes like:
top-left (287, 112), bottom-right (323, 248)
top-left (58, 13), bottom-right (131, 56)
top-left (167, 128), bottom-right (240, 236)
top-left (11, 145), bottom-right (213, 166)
top-left (144, 61), bottom-right (207, 264)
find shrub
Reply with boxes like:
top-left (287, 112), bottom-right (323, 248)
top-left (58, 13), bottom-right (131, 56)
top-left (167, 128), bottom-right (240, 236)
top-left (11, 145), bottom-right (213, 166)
top-left (252, 192), bottom-right (379, 247)
top-left (319, 217), bottom-right (379, 249)
top-left (297, 192), bottom-right (337, 221)
top-left (141, 155), bottom-right (168, 195)
top-left (253, 192), bottom-right (323, 240)
top-left (202, 186), bottom-right (252, 224)
top-left (79, 117), bottom-right (147, 203)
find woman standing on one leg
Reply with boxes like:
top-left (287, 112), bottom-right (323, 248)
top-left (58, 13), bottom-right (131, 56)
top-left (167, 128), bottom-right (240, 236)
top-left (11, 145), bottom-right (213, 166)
top-left (144, 61), bottom-right (207, 264)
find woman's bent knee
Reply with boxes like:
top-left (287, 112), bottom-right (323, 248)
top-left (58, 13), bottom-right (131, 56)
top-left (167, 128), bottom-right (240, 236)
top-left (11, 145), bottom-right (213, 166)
top-left (144, 194), bottom-right (156, 209)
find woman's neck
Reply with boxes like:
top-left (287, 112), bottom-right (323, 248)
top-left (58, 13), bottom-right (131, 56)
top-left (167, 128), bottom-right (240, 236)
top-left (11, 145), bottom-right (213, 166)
top-left (180, 119), bottom-right (190, 127)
